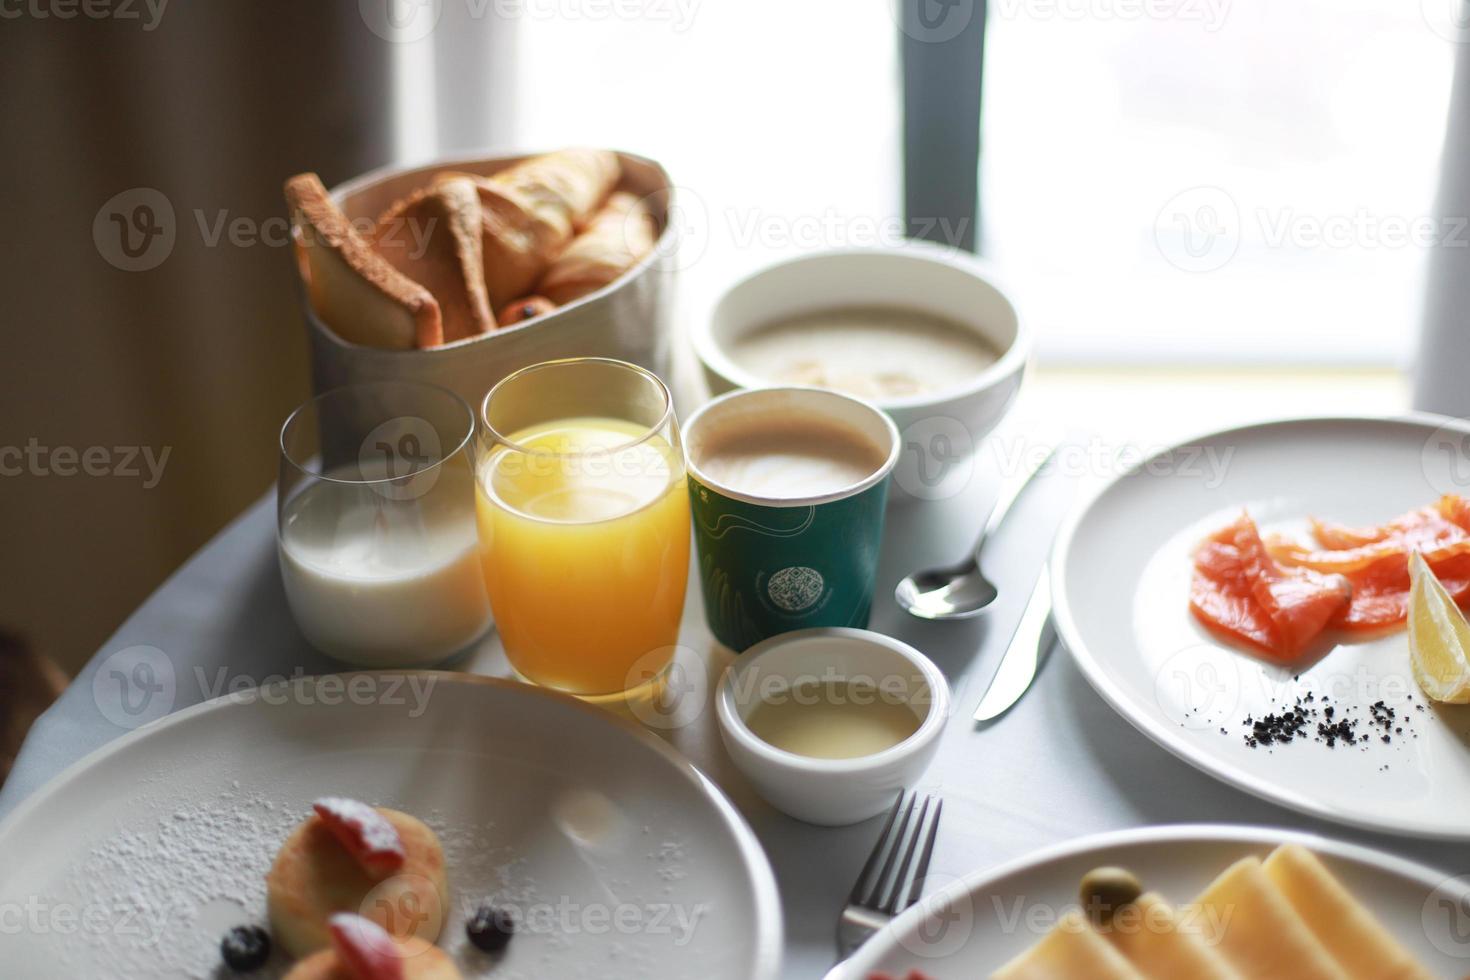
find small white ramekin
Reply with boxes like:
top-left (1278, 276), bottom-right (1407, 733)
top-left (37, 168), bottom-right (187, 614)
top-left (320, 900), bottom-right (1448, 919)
top-left (716, 628), bottom-right (950, 826)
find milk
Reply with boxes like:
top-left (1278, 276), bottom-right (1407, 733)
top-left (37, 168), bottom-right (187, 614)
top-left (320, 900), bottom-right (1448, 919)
top-left (278, 460), bottom-right (492, 666)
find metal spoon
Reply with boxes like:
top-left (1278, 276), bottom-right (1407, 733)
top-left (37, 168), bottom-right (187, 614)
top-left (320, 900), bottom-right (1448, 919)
top-left (895, 446), bottom-right (1056, 620)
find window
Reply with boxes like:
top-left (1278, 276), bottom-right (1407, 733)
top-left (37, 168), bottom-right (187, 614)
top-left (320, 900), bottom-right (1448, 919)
top-left (512, 2), bottom-right (902, 301)
top-left (409, 0), bottom-right (1455, 365)
top-left (982, 0), bottom-right (1455, 364)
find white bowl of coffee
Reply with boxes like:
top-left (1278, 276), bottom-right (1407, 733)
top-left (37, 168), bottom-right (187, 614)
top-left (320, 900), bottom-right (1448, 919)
top-left (695, 246), bottom-right (1030, 501)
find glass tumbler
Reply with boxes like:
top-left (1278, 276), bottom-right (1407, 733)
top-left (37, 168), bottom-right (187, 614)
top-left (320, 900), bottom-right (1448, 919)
top-left (474, 358), bottom-right (689, 699)
top-left (278, 380), bottom-right (492, 666)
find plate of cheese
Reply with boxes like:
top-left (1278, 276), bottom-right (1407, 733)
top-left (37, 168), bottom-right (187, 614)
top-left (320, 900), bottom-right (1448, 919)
top-left (837, 824), bottom-right (1469, 979)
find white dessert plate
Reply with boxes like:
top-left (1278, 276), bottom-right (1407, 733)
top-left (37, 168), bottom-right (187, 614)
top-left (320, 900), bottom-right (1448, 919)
top-left (0, 673), bottom-right (781, 979)
top-left (1052, 415), bottom-right (1470, 839)
top-left (836, 824), bottom-right (1470, 977)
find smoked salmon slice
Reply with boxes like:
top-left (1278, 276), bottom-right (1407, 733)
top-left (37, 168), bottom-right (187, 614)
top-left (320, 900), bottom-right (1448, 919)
top-left (1306, 498), bottom-right (1464, 549)
top-left (1268, 504), bottom-right (1470, 573)
top-left (1265, 497), bottom-right (1470, 629)
top-left (1314, 549), bottom-right (1470, 629)
top-left (1438, 493), bottom-right (1470, 533)
top-left (1191, 513), bottom-right (1352, 660)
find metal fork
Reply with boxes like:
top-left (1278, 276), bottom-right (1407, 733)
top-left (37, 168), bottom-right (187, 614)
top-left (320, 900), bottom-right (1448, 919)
top-left (834, 791), bottom-right (944, 964)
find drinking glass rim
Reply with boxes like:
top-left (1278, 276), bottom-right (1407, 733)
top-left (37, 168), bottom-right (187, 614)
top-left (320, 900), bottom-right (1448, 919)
top-left (479, 357), bottom-right (675, 458)
top-left (279, 379), bottom-right (475, 486)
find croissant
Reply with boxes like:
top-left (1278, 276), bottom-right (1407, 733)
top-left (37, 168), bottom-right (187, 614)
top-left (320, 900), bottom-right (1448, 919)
top-left (372, 175), bottom-right (495, 343)
top-left (285, 172), bottom-right (443, 350)
top-left (538, 191), bottom-right (656, 306)
top-left (457, 148), bottom-right (621, 309)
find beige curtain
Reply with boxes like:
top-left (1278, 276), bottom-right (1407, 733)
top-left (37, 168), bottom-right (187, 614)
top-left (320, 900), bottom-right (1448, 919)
top-left (0, 6), bottom-right (397, 672)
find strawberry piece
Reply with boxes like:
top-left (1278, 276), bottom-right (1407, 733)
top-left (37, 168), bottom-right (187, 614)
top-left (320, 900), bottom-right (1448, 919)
top-left (328, 913), bottom-right (405, 980)
top-left (312, 798), bottom-right (406, 878)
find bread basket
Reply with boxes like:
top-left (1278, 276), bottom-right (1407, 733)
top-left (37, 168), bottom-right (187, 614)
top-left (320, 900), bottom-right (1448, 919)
top-left (299, 151), bottom-right (676, 407)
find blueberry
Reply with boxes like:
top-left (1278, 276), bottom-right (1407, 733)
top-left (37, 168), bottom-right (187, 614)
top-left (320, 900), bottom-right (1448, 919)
top-left (220, 925), bottom-right (270, 972)
top-left (466, 904), bottom-right (515, 953)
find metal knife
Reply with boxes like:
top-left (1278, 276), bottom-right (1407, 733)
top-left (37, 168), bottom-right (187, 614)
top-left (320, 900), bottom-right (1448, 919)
top-left (973, 566), bottom-right (1054, 722)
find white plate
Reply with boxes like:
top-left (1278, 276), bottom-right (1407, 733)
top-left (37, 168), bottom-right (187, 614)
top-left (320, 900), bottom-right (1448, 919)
top-left (0, 673), bottom-right (781, 979)
top-left (837, 824), bottom-right (1470, 977)
top-left (1051, 415), bottom-right (1470, 839)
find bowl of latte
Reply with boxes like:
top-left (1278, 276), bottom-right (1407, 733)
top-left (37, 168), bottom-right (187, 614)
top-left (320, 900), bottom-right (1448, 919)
top-left (695, 246), bottom-right (1029, 478)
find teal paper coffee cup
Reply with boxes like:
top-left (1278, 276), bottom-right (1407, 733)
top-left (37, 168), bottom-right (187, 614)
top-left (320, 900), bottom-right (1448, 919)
top-left (684, 387), bottom-right (901, 652)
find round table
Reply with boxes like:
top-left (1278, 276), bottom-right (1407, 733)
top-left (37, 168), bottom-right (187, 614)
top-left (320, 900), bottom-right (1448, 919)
top-left (4, 417), bottom-right (1465, 979)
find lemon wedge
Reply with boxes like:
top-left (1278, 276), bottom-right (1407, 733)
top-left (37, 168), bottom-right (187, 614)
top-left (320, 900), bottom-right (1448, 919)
top-left (1407, 550), bottom-right (1470, 703)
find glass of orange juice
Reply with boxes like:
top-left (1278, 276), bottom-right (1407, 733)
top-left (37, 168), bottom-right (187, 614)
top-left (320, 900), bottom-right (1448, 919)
top-left (474, 358), bottom-right (690, 700)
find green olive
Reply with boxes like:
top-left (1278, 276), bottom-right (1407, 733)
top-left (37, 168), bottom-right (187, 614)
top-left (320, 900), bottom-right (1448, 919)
top-left (1079, 866), bottom-right (1144, 926)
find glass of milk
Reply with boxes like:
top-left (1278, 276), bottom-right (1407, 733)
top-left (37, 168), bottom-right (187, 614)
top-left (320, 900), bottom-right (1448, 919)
top-left (277, 381), bottom-right (492, 666)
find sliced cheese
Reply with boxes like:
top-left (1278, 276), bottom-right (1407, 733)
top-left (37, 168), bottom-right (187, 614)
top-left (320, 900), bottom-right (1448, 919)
top-left (1102, 892), bottom-right (1243, 979)
top-left (1194, 857), bottom-right (1348, 980)
top-left (992, 911), bottom-right (1145, 980)
top-left (1263, 845), bottom-right (1434, 980)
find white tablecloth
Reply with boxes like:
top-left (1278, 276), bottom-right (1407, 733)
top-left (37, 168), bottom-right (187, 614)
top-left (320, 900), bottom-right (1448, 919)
top-left (4, 418), bottom-right (1465, 979)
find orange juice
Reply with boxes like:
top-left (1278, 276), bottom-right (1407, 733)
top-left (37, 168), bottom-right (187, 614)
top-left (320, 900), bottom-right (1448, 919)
top-left (475, 416), bottom-right (690, 695)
